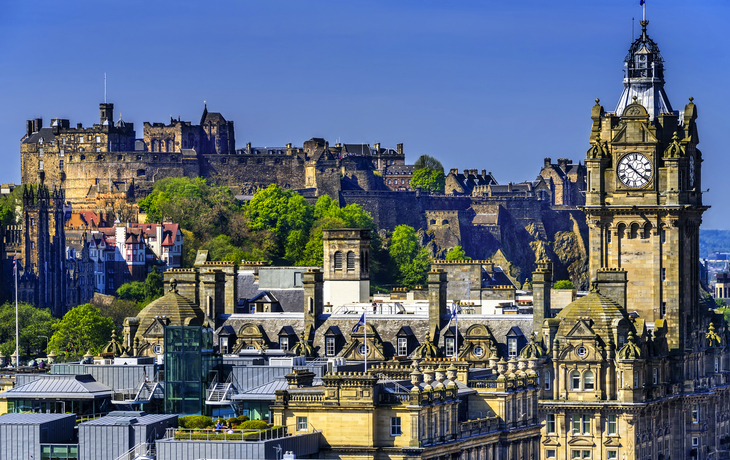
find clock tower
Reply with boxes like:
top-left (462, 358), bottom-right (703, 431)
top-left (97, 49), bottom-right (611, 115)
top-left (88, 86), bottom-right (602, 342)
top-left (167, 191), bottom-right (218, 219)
top-left (584, 20), bottom-right (706, 353)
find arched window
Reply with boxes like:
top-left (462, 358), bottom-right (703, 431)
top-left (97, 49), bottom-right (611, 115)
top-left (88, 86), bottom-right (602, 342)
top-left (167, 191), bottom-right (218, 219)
top-left (571, 371), bottom-right (581, 390)
top-left (643, 223), bottom-right (652, 239)
top-left (584, 370), bottom-right (595, 390)
top-left (618, 223), bottom-right (626, 239)
top-left (346, 251), bottom-right (355, 270)
top-left (166, 139), bottom-right (173, 152)
top-left (151, 139), bottom-right (159, 152)
top-left (544, 370), bottom-right (551, 391)
top-left (334, 251), bottom-right (342, 270)
top-left (630, 223), bottom-right (639, 239)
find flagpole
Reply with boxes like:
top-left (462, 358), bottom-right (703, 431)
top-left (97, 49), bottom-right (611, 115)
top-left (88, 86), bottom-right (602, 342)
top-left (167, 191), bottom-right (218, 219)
top-left (455, 305), bottom-right (458, 361)
top-left (14, 253), bottom-right (19, 367)
top-left (364, 308), bottom-right (367, 372)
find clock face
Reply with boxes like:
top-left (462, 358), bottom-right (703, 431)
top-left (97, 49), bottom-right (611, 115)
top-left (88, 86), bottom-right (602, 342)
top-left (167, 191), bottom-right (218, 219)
top-left (617, 153), bottom-right (652, 188)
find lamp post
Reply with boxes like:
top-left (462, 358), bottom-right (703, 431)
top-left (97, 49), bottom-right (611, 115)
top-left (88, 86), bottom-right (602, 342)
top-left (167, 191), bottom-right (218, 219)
top-left (38, 336), bottom-right (49, 356)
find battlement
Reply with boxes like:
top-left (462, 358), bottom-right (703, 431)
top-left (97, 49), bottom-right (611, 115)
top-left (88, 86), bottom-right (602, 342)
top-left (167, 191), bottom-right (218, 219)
top-left (432, 259), bottom-right (493, 265)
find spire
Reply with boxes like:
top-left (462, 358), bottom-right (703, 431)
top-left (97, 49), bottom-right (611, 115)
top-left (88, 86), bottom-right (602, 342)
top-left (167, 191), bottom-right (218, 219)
top-left (200, 101), bottom-right (208, 125)
top-left (614, 19), bottom-right (674, 122)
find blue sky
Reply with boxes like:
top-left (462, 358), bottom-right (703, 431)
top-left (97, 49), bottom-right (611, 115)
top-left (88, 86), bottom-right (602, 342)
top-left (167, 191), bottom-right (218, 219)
top-left (1, 1), bottom-right (729, 227)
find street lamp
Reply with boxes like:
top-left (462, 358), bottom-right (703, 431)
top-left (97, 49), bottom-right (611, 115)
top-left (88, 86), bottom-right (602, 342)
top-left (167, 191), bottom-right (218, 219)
top-left (38, 336), bottom-right (49, 356)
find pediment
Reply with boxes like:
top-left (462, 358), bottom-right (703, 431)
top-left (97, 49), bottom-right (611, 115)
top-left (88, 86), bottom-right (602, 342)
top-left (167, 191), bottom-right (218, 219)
top-left (238, 323), bottom-right (263, 338)
top-left (604, 437), bottom-right (622, 447)
top-left (568, 437), bottom-right (596, 447)
top-left (144, 318), bottom-right (166, 338)
top-left (542, 436), bottom-right (560, 446)
top-left (567, 319), bottom-right (596, 339)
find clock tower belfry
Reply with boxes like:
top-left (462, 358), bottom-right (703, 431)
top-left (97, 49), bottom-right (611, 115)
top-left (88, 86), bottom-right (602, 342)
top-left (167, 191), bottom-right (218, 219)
top-left (584, 20), bottom-right (706, 353)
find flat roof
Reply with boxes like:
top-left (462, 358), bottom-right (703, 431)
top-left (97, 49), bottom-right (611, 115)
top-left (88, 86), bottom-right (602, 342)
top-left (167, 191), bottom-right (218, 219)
top-left (80, 411), bottom-right (178, 426)
top-left (0, 413), bottom-right (75, 424)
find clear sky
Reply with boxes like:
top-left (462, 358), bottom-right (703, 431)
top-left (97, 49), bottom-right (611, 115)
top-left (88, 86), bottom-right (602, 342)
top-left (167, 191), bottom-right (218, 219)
top-left (1, 1), bottom-right (728, 227)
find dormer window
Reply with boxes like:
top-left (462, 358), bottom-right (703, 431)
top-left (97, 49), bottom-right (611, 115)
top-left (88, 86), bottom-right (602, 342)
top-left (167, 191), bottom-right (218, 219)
top-left (508, 338), bottom-right (518, 358)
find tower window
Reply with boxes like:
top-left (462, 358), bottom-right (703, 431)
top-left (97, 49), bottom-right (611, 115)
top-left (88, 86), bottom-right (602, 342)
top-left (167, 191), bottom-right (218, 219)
top-left (571, 371), bottom-right (581, 390)
top-left (334, 251), bottom-right (342, 270)
top-left (346, 251), bottom-right (355, 270)
top-left (661, 229), bottom-right (666, 244)
top-left (583, 370), bottom-right (595, 390)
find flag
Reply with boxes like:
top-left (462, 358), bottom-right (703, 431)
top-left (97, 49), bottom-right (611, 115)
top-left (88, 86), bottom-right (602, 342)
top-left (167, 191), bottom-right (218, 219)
top-left (448, 304), bottom-right (458, 327)
top-left (12, 254), bottom-right (16, 276)
top-left (352, 313), bottom-right (365, 333)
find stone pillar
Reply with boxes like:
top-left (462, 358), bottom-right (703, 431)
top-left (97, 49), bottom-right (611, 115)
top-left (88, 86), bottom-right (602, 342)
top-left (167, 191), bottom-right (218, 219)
top-left (532, 260), bottom-right (552, 341)
top-left (428, 268), bottom-right (448, 338)
top-left (303, 269), bottom-right (324, 333)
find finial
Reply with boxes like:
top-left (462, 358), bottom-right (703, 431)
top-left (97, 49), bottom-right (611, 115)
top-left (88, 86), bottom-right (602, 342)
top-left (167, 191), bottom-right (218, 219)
top-left (689, 97), bottom-right (694, 103)
top-left (595, 98), bottom-right (600, 105)
top-left (632, 95), bottom-right (638, 103)
top-left (672, 131), bottom-right (679, 141)
top-left (169, 278), bottom-right (178, 293)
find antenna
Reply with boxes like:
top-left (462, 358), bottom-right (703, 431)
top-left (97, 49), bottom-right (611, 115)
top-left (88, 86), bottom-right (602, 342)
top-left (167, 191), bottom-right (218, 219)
top-left (104, 73), bottom-right (107, 103)
top-left (632, 18), bottom-right (634, 42)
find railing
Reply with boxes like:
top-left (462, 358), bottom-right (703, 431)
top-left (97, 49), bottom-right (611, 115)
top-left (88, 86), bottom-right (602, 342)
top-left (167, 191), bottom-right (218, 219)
top-left (468, 380), bottom-right (498, 389)
top-left (379, 392), bottom-right (411, 404)
top-left (287, 393), bottom-right (323, 402)
top-left (113, 442), bottom-right (149, 460)
top-left (76, 412), bottom-right (109, 423)
top-left (165, 426), bottom-right (291, 442)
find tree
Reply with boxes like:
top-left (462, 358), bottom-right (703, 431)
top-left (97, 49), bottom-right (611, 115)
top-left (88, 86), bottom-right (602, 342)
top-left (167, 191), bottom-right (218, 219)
top-left (202, 235), bottom-right (246, 262)
top-left (411, 168), bottom-right (445, 193)
top-left (413, 155), bottom-right (444, 172)
top-left (389, 225), bottom-right (421, 267)
top-left (445, 246), bottom-right (470, 261)
top-left (0, 302), bottom-right (57, 359)
top-left (117, 282), bottom-right (146, 303)
top-left (400, 249), bottom-right (431, 288)
top-left (144, 266), bottom-right (164, 301)
top-left (49, 304), bottom-right (115, 362)
top-left (92, 297), bottom-right (141, 329)
top-left (553, 280), bottom-right (575, 290)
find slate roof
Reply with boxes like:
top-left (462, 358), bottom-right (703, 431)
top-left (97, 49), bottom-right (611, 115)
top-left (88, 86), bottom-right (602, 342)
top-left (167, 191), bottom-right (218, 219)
top-left (23, 127), bottom-right (57, 144)
top-left (343, 144), bottom-right (371, 156)
top-left (555, 287), bottom-right (629, 340)
top-left (233, 377), bottom-right (325, 401)
top-left (385, 165), bottom-right (415, 175)
top-left (80, 411), bottom-right (177, 426)
top-left (0, 413), bottom-right (75, 424)
top-left (0, 374), bottom-right (112, 400)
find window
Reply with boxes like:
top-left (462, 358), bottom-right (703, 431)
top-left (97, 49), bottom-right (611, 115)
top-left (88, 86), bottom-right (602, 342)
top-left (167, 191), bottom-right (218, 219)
top-left (607, 230), bottom-right (611, 244)
top-left (397, 338), bottom-right (408, 356)
top-left (390, 417), bottom-right (401, 436)
top-left (662, 268), bottom-right (666, 281)
top-left (219, 336), bottom-right (228, 354)
top-left (545, 370), bottom-right (551, 391)
top-left (358, 344), bottom-right (369, 356)
top-left (661, 229), bottom-right (666, 243)
top-left (96, 147), bottom-right (101, 153)
top-left (692, 405), bottom-right (699, 423)
top-left (60, 149), bottom-right (64, 156)
top-left (38, 148), bottom-right (43, 157)
top-left (346, 251), bottom-right (355, 270)
top-left (39, 160), bottom-right (43, 170)
top-left (572, 414), bottom-right (590, 435)
top-left (607, 415), bottom-right (617, 435)
top-left (584, 370), bottom-right (595, 390)
top-left (326, 337), bottom-right (336, 357)
top-left (297, 417), bottom-right (307, 431)
top-left (508, 338), bottom-right (518, 358)
top-left (546, 450), bottom-right (556, 459)
top-left (474, 346), bottom-right (484, 357)
top-left (546, 414), bottom-right (556, 434)
top-left (576, 346), bottom-right (587, 357)
top-left (445, 338), bottom-right (455, 357)
top-left (607, 451), bottom-right (617, 459)
top-left (59, 159), bottom-right (64, 170)
top-left (653, 368), bottom-right (658, 384)
top-left (661, 302), bottom-right (666, 317)
top-left (96, 136), bottom-right (101, 143)
top-left (571, 371), bottom-right (581, 390)
top-left (334, 251), bottom-right (342, 270)
top-left (634, 374), bottom-right (638, 388)
top-left (79, 136), bottom-right (84, 143)
top-left (692, 437), bottom-right (699, 447)
top-left (716, 357), bottom-right (720, 373)
top-left (62, 138), bottom-right (66, 145)
top-left (280, 336), bottom-right (289, 351)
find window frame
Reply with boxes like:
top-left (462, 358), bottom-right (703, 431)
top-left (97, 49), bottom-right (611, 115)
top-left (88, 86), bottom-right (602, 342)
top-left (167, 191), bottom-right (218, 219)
top-left (546, 414), bottom-right (556, 434)
top-left (325, 336), bottom-right (336, 357)
top-left (607, 414), bottom-right (617, 435)
top-left (297, 416), bottom-right (308, 431)
top-left (445, 337), bottom-right (455, 357)
top-left (397, 337), bottom-right (408, 357)
top-left (390, 416), bottom-right (401, 436)
top-left (583, 370), bottom-right (595, 390)
top-left (571, 371), bottom-right (581, 390)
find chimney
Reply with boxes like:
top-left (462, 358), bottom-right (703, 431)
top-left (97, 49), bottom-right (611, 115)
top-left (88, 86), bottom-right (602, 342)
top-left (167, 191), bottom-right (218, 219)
top-left (303, 269), bottom-right (323, 330)
top-left (507, 182), bottom-right (513, 192)
top-left (246, 142), bottom-right (251, 151)
top-left (285, 369), bottom-right (315, 388)
top-left (286, 143), bottom-right (292, 149)
top-left (596, 268), bottom-right (628, 310)
top-left (34, 118), bottom-right (43, 132)
top-left (77, 123), bottom-right (83, 129)
top-left (449, 168), bottom-right (458, 175)
top-left (396, 143), bottom-right (403, 155)
top-left (557, 158), bottom-right (570, 172)
top-left (374, 142), bottom-right (380, 151)
top-left (481, 169), bottom-right (486, 176)
top-left (26, 120), bottom-right (33, 137)
top-left (544, 157), bottom-right (551, 168)
top-left (428, 268), bottom-right (448, 337)
top-left (532, 260), bottom-right (552, 340)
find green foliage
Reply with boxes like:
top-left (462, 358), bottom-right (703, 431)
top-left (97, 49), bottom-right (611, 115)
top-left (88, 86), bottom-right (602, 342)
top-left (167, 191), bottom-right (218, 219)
top-left (388, 226), bottom-right (431, 288)
top-left (553, 280), bottom-right (575, 290)
top-left (227, 415), bottom-right (249, 425)
top-left (240, 420), bottom-right (270, 430)
top-left (411, 168), bottom-right (445, 193)
top-left (717, 298), bottom-right (728, 308)
top-left (48, 304), bottom-right (115, 361)
top-left (413, 155), bottom-right (444, 172)
top-left (445, 246), bottom-right (470, 261)
top-left (92, 297), bottom-right (141, 329)
top-left (117, 282), bottom-right (146, 303)
top-left (0, 186), bottom-right (23, 226)
top-left (179, 415), bottom-right (213, 429)
top-left (202, 235), bottom-right (246, 262)
top-left (0, 302), bottom-right (57, 359)
top-left (144, 266), bottom-right (164, 300)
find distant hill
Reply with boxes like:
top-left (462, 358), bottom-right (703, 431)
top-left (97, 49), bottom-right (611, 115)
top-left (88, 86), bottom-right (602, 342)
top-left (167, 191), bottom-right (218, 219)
top-left (700, 229), bottom-right (730, 258)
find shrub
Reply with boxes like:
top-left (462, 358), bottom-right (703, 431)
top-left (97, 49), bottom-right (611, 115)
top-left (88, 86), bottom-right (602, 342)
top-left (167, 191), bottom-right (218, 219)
top-left (553, 280), bottom-right (575, 290)
top-left (240, 420), bottom-right (270, 430)
top-left (179, 415), bottom-right (213, 429)
top-left (227, 415), bottom-right (249, 425)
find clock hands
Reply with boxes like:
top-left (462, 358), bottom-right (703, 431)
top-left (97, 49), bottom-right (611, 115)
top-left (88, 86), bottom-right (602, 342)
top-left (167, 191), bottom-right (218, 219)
top-left (625, 163), bottom-right (650, 183)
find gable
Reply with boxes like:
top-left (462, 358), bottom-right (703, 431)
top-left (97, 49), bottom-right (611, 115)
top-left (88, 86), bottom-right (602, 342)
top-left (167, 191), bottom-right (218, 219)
top-left (566, 319), bottom-right (596, 339)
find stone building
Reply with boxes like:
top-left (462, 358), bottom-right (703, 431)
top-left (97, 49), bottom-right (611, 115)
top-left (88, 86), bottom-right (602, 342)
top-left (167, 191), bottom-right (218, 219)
top-left (538, 157), bottom-right (587, 206)
top-left (535, 19), bottom-right (730, 460)
top-left (322, 228), bottom-right (370, 307)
